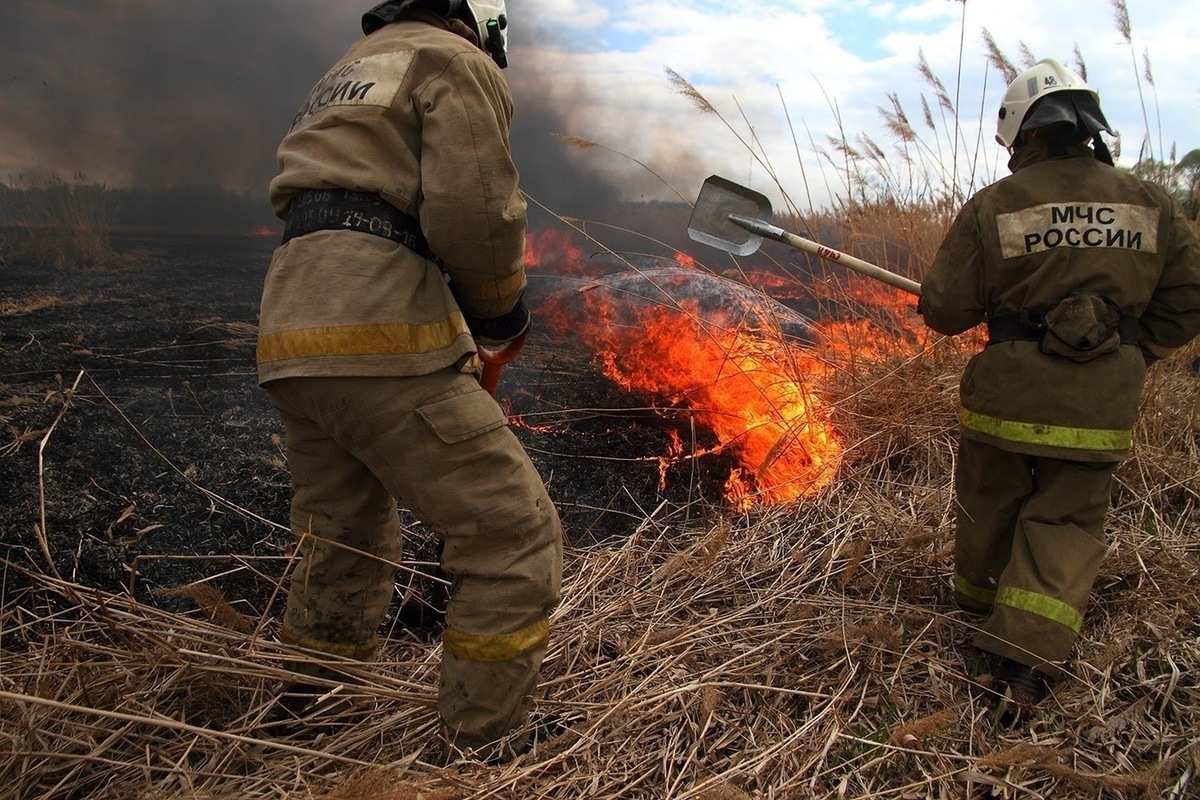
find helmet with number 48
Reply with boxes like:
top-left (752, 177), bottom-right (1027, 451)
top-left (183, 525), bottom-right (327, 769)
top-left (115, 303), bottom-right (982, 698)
top-left (996, 58), bottom-right (1111, 149)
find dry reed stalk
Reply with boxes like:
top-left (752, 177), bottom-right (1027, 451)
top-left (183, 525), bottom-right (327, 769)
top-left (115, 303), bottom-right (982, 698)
top-left (5, 376), bottom-right (1199, 798)
top-left (0, 175), bottom-right (115, 268)
top-left (33, 369), bottom-right (86, 581)
top-left (5, 38), bottom-right (1199, 794)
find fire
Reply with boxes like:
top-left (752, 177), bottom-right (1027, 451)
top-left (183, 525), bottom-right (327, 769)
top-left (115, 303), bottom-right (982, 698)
top-left (585, 292), bottom-right (842, 508)
top-left (526, 229), bottom-right (586, 274)
top-left (813, 281), bottom-right (925, 361)
top-left (524, 228), bottom-right (940, 510)
top-left (530, 229), bottom-right (845, 510)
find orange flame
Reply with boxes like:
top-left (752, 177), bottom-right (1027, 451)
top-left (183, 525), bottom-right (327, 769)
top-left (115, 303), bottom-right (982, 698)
top-left (530, 229), bottom-right (846, 509)
top-left (526, 229), bottom-right (587, 274)
top-left (597, 295), bottom-right (840, 508)
top-left (525, 228), bottom-right (939, 510)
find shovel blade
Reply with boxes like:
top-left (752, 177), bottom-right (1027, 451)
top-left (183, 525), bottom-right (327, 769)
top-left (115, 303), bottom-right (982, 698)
top-left (687, 175), bottom-right (774, 256)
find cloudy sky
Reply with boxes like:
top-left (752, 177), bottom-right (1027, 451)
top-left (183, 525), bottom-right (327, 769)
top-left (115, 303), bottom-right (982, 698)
top-left (1, 0), bottom-right (1196, 216)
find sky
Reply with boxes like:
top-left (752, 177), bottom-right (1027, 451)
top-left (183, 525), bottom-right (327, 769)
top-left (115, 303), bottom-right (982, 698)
top-left (1, 0), bottom-right (1196, 217)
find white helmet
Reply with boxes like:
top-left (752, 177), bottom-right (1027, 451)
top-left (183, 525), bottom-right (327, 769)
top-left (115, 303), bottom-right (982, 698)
top-left (362, 0), bottom-right (509, 68)
top-left (996, 58), bottom-right (1099, 148)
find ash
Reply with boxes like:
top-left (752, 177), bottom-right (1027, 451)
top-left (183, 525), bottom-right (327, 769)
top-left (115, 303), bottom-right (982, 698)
top-left (0, 233), bottom-right (737, 625)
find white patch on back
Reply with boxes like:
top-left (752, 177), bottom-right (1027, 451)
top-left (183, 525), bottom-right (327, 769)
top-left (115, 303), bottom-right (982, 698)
top-left (290, 51), bottom-right (415, 131)
top-left (997, 202), bottom-right (1160, 259)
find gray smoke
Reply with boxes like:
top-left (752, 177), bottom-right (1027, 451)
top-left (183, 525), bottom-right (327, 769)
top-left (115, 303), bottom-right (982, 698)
top-left (0, 1), bottom-right (633, 219)
top-left (1, 2), bottom-right (345, 192)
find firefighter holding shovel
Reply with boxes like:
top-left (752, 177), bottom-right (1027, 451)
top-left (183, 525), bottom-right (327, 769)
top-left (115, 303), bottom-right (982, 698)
top-left (687, 59), bottom-right (1200, 727)
top-left (919, 59), bottom-right (1200, 725)
top-left (255, 0), bottom-right (562, 762)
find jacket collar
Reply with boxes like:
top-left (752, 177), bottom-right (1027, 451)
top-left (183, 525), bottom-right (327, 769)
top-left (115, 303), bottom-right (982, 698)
top-left (404, 10), bottom-right (480, 48)
top-left (1008, 138), bottom-right (1095, 173)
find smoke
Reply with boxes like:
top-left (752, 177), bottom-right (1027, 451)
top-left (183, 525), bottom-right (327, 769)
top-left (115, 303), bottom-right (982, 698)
top-left (0, 0), bottom-right (658, 223)
top-left (0, 2), bottom-right (351, 192)
top-left (506, 63), bottom-right (623, 224)
top-left (508, 5), bottom-right (710, 225)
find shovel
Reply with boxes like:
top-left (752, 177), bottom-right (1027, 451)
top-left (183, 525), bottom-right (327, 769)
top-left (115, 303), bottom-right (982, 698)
top-left (687, 175), bottom-right (922, 297)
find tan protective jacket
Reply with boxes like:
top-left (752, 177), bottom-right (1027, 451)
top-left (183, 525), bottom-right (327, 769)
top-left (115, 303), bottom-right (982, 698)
top-left (922, 141), bottom-right (1200, 461)
top-left (257, 13), bottom-right (527, 383)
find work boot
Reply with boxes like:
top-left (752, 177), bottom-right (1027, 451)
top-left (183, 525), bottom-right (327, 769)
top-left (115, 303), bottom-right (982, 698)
top-left (439, 724), bottom-right (532, 766)
top-left (992, 658), bottom-right (1050, 728)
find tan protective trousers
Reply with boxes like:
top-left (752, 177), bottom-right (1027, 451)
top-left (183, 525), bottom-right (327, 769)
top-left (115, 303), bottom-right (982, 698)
top-left (953, 437), bottom-right (1114, 680)
top-left (264, 370), bottom-right (563, 753)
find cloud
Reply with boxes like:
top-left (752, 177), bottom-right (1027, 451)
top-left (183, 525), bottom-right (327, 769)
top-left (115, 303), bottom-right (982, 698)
top-left (1, 0), bottom-right (1193, 218)
top-left (532, 0), bottom-right (610, 30)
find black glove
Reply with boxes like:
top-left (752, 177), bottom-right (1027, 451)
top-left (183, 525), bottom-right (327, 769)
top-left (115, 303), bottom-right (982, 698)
top-left (463, 298), bottom-right (531, 347)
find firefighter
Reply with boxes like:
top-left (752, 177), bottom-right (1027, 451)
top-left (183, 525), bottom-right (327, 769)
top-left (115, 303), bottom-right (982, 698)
top-left (255, 0), bottom-right (563, 761)
top-left (919, 58), bottom-right (1200, 724)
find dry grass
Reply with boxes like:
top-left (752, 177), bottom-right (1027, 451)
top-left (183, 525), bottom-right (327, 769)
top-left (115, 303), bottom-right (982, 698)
top-left (0, 295), bottom-right (103, 319)
top-left (2, 332), bottom-right (1197, 799)
top-left (0, 174), bottom-right (114, 268)
top-left (3, 13), bottom-right (1197, 797)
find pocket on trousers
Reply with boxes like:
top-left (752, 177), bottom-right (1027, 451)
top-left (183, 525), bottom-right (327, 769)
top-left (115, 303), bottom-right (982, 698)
top-left (416, 388), bottom-right (508, 444)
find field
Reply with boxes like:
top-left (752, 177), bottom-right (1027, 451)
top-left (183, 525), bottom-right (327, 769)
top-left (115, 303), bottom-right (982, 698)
top-left (0, 230), bottom-right (725, 603)
top-left (2, 222), bottom-right (1198, 799)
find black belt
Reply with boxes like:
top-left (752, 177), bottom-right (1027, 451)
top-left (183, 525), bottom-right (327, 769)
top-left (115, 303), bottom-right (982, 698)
top-left (987, 312), bottom-right (1138, 345)
top-left (281, 189), bottom-right (438, 262)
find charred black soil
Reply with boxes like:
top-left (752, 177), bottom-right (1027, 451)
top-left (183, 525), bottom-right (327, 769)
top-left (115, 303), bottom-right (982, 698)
top-left (1, 233), bottom-right (733, 620)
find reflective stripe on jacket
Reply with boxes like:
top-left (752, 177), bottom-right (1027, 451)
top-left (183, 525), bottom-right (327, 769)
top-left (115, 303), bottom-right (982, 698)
top-left (257, 14), bottom-right (527, 383)
top-left (921, 140), bottom-right (1200, 461)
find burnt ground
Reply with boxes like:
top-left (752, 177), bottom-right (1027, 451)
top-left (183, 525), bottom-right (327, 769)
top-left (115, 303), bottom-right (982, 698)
top-left (0, 232), bottom-right (735, 621)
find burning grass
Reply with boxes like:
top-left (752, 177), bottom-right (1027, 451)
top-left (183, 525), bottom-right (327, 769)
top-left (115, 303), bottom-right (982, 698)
top-left (2, 318), bottom-right (1197, 798)
top-left (3, 10), bottom-right (1198, 792)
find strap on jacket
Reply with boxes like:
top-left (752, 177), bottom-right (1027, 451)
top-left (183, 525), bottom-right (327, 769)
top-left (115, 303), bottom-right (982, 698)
top-left (987, 311), bottom-right (1138, 345)
top-left (282, 188), bottom-right (440, 263)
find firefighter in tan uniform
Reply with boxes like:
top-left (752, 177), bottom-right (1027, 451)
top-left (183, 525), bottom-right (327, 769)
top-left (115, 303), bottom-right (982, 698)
top-left (256, 0), bottom-right (563, 760)
top-left (920, 58), bottom-right (1200, 723)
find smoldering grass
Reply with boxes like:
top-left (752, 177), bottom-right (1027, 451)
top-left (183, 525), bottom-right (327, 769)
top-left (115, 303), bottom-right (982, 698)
top-left (3, 18), bottom-right (1198, 800)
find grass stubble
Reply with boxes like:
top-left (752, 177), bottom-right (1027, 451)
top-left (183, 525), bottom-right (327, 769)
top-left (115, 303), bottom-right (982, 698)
top-left (2, 2), bottom-right (1198, 797)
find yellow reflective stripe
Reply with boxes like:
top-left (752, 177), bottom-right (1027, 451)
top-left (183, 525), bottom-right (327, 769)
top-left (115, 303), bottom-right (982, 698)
top-left (451, 271), bottom-right (526, 304)
top-left (280, 628), bottom-right (378, 660)
top-left (996, 586), bottom-right (1083, 632)
top-left (954, 574), bottom-right (996, 607)
top-left (443, 618), bottom-right (549, 662)
top-left (961, 409), bottom-right (1131, 451)
top-left (257, 314), bottom-right (466, 364)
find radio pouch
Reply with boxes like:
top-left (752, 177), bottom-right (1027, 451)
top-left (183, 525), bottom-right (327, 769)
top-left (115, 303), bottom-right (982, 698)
top-left (1039, 289), bottom-right (1123, 362)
